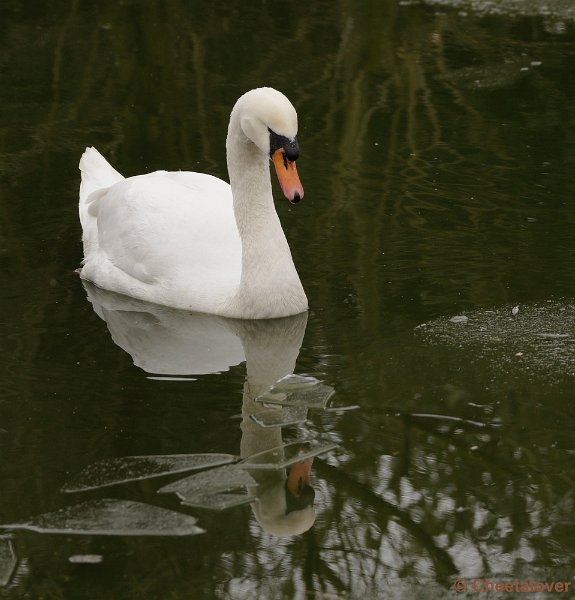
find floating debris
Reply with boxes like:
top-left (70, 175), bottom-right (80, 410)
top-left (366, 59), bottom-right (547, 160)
top-left (158, 464), bottom-right (256, 510)
top-left (418, 0), bottom-right (575, 22)
top-left (323, 404), bottom-right (361, 413)
top-left (256, 375), bottom-right (335, 410)
top-left (536, 333), bottom-right (569, 339)
top-left (449, 315), bottom-right (468, 323)
top-left (1, 499), bottom-right (204, 537)
top-left (0, 535), bottom-right (17, 587)
top-left (416, 301), bottom-right (575, 379)
top-left (250, 406), bottom-right (308, 428)
top-left (407, 412), bottom-right (501, 428)
top-left (179, 490), bottom-right (255, 511)
top-left (68, 554), bottom-right (103, 564)
top-left (62, 454), bottom-right (236, 493)
top-left (241, 440), bottom-right (338, 471)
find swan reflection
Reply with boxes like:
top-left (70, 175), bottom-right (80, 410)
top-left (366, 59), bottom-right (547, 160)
top-left (83, 281), bottom-right (322, 536)
top-left (84, 281), bottom-right (245, 376)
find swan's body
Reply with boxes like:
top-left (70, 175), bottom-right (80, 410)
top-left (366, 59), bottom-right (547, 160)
top-left (79, 88), bottom-right (308, 319)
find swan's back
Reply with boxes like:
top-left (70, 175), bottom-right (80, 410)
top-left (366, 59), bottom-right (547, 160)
top-left (79, 148), bottom-right (242, 312)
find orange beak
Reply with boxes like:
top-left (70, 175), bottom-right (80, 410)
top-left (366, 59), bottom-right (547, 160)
top-left (272, 148), bottom-right (304, 204)
top-left (286, 457), bottom-right (314, 497)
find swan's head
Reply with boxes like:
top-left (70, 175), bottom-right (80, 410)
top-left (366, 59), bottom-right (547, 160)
top-left (251, 457), bottom-right (316, 537)
top-left (233, 87), bottom-right (304, 204)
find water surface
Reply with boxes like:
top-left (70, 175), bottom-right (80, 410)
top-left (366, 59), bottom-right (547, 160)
top-left (1, 1), bottom-right (575, 598)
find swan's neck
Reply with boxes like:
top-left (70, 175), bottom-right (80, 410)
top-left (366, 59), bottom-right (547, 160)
top-left (225, 116), bottom-right (307, 319)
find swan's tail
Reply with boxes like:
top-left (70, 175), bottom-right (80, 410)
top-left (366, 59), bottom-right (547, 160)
top-left (79, 147), bottom-right (124, 204)
top-left (79, 147), bottom-right (124, 260)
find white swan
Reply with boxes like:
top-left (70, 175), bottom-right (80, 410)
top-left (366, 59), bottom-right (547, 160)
top-left (78, 87), bottom-right (308, 319)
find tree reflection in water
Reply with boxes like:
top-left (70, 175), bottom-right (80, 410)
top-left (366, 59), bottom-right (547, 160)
top-left (0, 0), bottom-right (574, 597)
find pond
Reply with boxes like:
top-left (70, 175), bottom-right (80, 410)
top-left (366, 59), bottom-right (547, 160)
top-left (1, 1), bottom-right (575, 598)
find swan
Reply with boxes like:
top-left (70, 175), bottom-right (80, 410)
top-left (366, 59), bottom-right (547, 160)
top-left (78, 87), bottom-right (308, 319)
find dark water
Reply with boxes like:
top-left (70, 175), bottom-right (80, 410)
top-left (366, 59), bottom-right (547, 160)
top-left (1, 1), bottom-right (575, 598)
